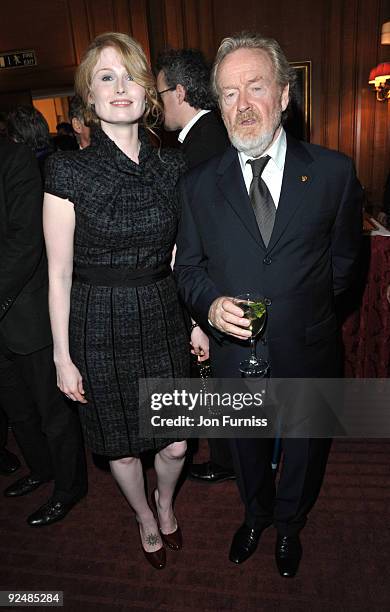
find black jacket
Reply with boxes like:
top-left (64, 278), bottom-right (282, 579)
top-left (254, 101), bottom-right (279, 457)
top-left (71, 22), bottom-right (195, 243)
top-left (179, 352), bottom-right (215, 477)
top-left (0, 141), bottom-right (52, 354)
top-left (175, 135), bottom-right (363, 378)
top-left (181, 111), bottom-right (230, 169)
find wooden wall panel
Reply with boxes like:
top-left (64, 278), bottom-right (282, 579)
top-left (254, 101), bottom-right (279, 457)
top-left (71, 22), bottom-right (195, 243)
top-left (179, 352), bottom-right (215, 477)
top-left (196, 1), bottom-right (215, 61)
top-left (0, 0), bottom-right (387, 205)
top-left (323, 0), bottom-right (342, 151)
top-left (85, 0), bottom-right (115, 37)
top-left (148, 0), bottom-right (389, 207)
top-left (67, 0), bottom-right (91, 65)
top-left (355, 0), bottom-right (381, 202)
top-left (337, 0), bottom-right (359, 160)
top-left (147, 0), bottom-right (215, 62)
top-left (0, 0), bottom-right (78, 92)
top-left (0, 0), bottom-right (152, 93)
top-left (164, 0), bottom-right (185, 48)
top-left (182, 0), bottom-right (201, 50)
top-left (113, 0), bottom-right (133, 32)
top-left (128, 0), bottom-right (151, 61)
top-left (370, 0), bottom-right (390, 208)
top-left (146, 0), bottom-right (167, 62)
top-left (0, 1), bottom-right (76, 67)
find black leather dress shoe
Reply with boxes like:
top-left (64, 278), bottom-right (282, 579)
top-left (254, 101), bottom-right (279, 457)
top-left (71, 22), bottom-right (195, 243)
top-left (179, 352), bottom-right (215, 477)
top-left (189, 461), bottom-right (235, 483)
top-left (27, 497), bottom-right (81, 527)
top-left (0, 449), bottom-right (21, 475)
top-left (275, 534), bottom-right (302, 577)
top-left (4, 474), bottom-right (50, 497)
top-left (229, 522), bottom-right (271, 564)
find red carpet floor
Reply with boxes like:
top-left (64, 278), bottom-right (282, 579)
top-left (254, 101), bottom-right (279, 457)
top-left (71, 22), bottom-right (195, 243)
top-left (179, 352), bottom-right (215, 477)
top-left (1, 438), bottom-right (389, 611)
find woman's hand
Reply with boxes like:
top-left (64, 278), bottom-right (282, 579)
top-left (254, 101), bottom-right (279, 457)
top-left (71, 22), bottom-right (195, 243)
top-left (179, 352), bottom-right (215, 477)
top-left (190, 325), bottom-right (210, 362)
top-left (55, 361), bottom-right (87, 403)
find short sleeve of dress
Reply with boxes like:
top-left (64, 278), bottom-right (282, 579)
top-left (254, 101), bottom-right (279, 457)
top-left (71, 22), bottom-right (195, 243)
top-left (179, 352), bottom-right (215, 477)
top-left (170, 149), bottom-right (187, 182)
top-left (44, 152), bottom-right (75, 202)
top-left (158, 149), bottom-right (187, 216)
top-left (161, 149), bottom-right (187, 186)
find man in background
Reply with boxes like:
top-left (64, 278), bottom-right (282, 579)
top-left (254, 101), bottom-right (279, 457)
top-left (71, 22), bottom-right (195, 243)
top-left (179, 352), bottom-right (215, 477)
top-left (68, 95), bottom-right (91, 150)
top-left (0, 406), bottom-right (20, 475)
top-left (52, 122), bottom-right (78, 151)
top-left (0, 138), bottom-right (87, 526)
top-left (0, 113), bottom-right (19, 474)
top-left (156, 48), bottom-right (234, 484)
top-left (156, 48), bottom-right (230, 169)
top-left (7, 105), bottom-right (53, 177)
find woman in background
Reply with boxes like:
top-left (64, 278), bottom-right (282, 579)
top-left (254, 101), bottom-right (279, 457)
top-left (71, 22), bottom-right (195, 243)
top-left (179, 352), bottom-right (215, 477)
top-left (43, 32), bottom-right (189, 569)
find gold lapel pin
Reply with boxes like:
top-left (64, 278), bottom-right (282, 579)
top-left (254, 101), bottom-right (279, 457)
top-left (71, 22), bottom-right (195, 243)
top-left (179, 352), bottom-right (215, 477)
top-left (301, 175), bottom-right (309, 182)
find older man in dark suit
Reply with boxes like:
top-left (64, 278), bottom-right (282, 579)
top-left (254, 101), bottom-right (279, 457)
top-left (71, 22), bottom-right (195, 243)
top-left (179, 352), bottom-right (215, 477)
top-left (175, 33), bottom-right (362, 576)
top-left (0, 140), bottom-right (87, 526)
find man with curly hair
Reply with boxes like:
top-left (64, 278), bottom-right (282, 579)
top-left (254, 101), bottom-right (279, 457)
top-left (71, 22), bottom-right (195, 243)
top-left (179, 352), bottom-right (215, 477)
top-left (156, 48), bottom-right (234, 485)
top-left (156, 48), bottom-right (229, 169)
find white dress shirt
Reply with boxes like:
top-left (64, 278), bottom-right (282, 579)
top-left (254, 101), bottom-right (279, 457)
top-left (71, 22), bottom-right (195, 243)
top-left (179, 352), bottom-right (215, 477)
top-left (178, 110), bottom-right (211, 143)
top-left (207, 128), bottom-right (287, 327)
top-left (238, 127), bottom-right (287, 208)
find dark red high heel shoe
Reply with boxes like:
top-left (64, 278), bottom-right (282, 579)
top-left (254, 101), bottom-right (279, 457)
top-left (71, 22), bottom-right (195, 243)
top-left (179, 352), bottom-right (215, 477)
top-left (141, 544), bottom-right (166, 569)
top-left (137, 519), bottom-right (166, 569)
top-left (151, 488), bottom-right (182, 551)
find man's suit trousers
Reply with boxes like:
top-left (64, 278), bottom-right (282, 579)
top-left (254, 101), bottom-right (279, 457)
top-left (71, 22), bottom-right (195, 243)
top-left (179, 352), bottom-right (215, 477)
top-left (0, 345), bottom-right (87, 503)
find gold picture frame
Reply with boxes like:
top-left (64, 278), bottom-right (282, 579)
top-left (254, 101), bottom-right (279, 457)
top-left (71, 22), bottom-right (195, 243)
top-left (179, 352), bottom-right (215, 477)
top-left (285, 61), bottom-right (312, 142)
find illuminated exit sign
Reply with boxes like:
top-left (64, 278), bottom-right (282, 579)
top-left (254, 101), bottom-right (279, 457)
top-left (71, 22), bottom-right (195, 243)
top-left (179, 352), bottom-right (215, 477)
top-left (0, 50), bottom-right (37, 69)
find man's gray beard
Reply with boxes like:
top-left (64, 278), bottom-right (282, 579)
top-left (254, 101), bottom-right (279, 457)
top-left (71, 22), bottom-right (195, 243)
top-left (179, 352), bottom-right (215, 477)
top-left (230, 130), bottom-right (275, 157)
top-left (229, 110), bottom-right (283, 157)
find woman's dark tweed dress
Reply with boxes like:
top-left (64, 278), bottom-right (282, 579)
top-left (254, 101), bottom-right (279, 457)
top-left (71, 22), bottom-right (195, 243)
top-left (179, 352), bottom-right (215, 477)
top-left (45, 128), bottom-right (189, 457)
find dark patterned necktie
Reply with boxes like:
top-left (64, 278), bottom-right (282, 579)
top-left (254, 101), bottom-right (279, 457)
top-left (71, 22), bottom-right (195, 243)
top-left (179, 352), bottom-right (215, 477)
top-left (248, 155), bottom-right (276, 247)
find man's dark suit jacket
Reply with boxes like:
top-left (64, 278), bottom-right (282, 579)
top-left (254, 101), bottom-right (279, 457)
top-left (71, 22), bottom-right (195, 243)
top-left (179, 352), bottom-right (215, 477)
top-left (175, 134), bottom-right (363, 378)
top-left (0, 141), bottom-right (52, 354)
top-left (181, 111), bottom-right (230, 169)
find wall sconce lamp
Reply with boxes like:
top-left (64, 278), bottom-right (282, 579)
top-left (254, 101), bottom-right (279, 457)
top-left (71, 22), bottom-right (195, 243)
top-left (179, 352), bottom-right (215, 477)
top-left (381, 21), bottom-right (390, 45)
top-left (368, 62), bottom-right (390, 101)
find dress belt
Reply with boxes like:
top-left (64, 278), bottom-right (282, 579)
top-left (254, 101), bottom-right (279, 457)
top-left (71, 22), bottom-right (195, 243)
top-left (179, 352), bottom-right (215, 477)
top-left (73, 263), bottom-right (171, 287)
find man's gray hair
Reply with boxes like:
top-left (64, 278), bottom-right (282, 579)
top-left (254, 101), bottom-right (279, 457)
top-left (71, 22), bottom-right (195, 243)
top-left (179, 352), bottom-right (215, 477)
top-left (211, 32), bottom-right (296, 100)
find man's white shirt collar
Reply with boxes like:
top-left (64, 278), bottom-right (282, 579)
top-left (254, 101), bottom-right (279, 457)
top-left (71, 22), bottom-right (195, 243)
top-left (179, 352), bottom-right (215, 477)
top-left (178, 109), bottom-right (211, 143)
top-left (238, 127), bottom-right (286, 173)
top-left (238, 127), bottom-right (287, 207)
